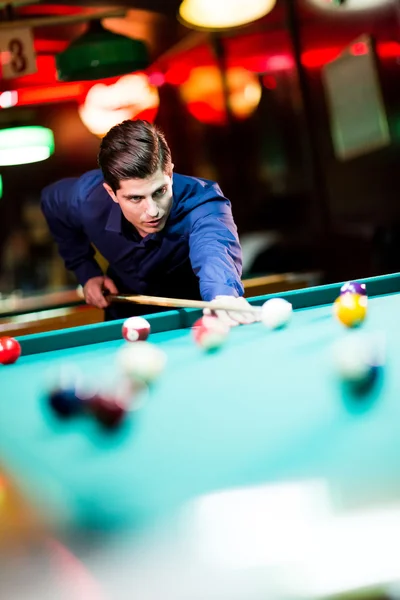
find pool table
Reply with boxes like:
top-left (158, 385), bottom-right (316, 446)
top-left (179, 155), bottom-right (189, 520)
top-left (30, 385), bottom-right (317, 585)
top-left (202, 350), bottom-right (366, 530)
top-left (0, 275), bottom-right (400, 527)
top-left (3, 273), bottom-right (400, 599)
top-left (2, 272), bottom-right (400, 534)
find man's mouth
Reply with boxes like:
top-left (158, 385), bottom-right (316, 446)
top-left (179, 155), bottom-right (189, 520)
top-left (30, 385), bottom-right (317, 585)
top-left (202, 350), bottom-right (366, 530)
top-left (145, 217), bottom-right (162, 226)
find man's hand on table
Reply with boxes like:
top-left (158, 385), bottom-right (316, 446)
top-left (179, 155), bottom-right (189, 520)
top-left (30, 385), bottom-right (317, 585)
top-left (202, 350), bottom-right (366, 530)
top-left (204, 295), bottom-right (257, 327)
top-left (82, 276), bottom-right (118, 309)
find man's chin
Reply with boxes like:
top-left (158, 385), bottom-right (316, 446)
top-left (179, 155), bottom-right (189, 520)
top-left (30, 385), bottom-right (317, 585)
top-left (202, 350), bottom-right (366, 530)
top-left (140, 221), bottom-right (166, 235)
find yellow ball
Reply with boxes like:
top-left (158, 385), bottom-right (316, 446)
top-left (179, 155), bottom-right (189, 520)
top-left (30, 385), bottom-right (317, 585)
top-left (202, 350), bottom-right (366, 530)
top-left (333, 293), bottom-right (368, 327)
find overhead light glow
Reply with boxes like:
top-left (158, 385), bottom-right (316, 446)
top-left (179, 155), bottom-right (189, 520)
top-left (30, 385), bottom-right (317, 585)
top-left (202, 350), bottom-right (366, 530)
top-left (79, 73), bottom-right (159, 136)
top-left (0, 91), bottom-right (18, 109)
top-left (306, 0), bottom-right (392, 12)
top-left (178, 0), bottom-right (276, 30)
top-left (0, 126), bottom-right (55, 166)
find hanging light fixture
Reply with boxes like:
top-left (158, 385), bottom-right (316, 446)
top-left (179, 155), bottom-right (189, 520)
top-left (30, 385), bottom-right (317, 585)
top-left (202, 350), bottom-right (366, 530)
top-left (56, 20), bottom-right (149, 82)
top-left (178, 0), bottom-right (276, 30)
top-left (179, 65), bottom-right (262, 125)
top-left (0, 126), bottom-right (54, 166)
top-left (79, 73), bottom-right (160, 137)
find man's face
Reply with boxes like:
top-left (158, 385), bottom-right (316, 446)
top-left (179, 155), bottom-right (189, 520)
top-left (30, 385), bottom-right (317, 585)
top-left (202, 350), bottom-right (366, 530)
top-left (104, 167), bottom-right (174, 238)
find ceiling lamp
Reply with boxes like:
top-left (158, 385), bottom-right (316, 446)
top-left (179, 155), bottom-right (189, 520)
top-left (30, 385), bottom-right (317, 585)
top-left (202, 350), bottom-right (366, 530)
top-left (0, 127), bottom-right (54, 166)
top-left (178, 0), bottom-right (276, 30)
top-left (179, 66), bottom-right (262, 125)
top-left (56, 20), bottom-right (149, 82)
top-left (79, 73), bottom-right (160, 137)
top-left (306, 0), bottom-right (392, 12)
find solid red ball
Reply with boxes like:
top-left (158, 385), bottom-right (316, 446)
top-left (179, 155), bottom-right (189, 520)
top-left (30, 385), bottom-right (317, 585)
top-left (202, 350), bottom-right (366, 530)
top-left (0, 337), bottom-right (21, 365)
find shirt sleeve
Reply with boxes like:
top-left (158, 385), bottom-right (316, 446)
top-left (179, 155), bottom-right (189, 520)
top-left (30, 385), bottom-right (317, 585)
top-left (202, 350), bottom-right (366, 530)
top-left (188, 195), bottom-right (244, 301)
top-left (41, 178), bottom-right (104, 286)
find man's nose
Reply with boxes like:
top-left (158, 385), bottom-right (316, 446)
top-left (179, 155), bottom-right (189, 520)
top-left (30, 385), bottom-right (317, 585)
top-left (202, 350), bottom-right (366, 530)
top-left (145, 198), bottom-right (159, 217)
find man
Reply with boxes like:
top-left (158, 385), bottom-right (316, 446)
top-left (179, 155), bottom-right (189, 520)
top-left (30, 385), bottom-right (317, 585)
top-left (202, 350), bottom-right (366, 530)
top-left (41, 119), bottom-right (255, 326)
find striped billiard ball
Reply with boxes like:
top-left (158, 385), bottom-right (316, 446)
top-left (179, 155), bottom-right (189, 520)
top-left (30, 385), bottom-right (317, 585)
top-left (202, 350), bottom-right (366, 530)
top-left (340, 281), bottom-right (367, 297)
top-left (122, 317), bottom-right (151, 342)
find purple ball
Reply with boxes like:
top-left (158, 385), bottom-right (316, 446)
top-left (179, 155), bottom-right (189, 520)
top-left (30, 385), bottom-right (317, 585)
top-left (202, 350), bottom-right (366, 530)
top-left (340, 281), bottom-right (367, 296)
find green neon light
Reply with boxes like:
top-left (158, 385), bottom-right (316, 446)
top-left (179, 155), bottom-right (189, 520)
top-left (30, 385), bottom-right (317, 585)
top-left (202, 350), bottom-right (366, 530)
top-left (0, 126), bottom-right (55, 166)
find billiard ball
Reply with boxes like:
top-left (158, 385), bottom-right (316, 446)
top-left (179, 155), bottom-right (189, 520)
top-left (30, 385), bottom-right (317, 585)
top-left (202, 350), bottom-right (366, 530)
top-left (117, 341), bottom-right (167, 384)
top-left (89, 395), bottom-right (127, 429)
top-left (260, 298), bottom-right (292, 329)
top-left (340, 281), bottom-right (367, 297)
top-left (122, 316), bottom-right (151, 342)
top-left (332, 333), bottom-right (385, 393)
top-left (0, 337), bottom-right (21, 365)
top-left (333, 293), bottom-right (367, 328)
top-left (48, 388), bottom-right (83, 418)
top-left (192, 316), bottom-right (229, 351)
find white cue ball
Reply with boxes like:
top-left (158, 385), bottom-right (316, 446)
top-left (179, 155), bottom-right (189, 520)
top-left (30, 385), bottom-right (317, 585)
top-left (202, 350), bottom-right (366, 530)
top-left (117, 341), bottom-right (167, 384)
top-left (261, 298), bottom-right (292, 329)
top-left (122, 316), bottom-right (151, 342)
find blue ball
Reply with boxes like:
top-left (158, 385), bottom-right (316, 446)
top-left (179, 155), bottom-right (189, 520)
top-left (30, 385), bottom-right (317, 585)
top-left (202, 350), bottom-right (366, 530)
top-left (49, 388), bottom-right (83, 417)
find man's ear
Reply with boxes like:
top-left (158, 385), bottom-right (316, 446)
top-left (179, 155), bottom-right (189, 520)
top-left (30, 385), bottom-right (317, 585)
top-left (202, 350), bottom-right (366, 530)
top-left (103, 182), bottom-right (118, 203)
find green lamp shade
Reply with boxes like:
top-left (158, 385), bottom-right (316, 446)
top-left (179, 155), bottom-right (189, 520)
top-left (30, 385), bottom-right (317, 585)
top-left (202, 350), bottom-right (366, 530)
top-left (0, 127), bottom-right (55, 166)
top-left (56, 21), bottom-right (149, 82)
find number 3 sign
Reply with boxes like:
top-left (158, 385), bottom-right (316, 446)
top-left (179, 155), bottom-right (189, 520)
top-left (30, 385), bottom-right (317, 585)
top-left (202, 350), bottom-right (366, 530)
top-left (0, 28), bottom-right (36, 79)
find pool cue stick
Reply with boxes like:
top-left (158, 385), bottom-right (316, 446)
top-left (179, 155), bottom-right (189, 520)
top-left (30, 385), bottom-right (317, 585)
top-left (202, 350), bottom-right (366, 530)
top-left (107, 293), bottom-right (261, 315)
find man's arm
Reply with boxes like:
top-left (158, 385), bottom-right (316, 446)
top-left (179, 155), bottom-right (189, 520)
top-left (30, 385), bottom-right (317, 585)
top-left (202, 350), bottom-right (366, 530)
top-left (188, 198), bottom-right (244, 301)
top-left (188, 196), bottom-right (256, 326)
top-left (41, 177), bottom-right (104, 287)
top-left (189, 195), bottom-right (255, 326)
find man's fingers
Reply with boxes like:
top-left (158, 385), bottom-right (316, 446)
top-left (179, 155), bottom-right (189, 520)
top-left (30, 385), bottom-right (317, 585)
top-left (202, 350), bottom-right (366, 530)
top-left (216, 310), bottom-right (238, 327)
top-left (235, 311), bottom-right (257, 324)
top-left (87, 291), bottom-right (109, 309)
top-left (103, 277), bottom-right (119, 295)
top-left (83, 278), bottom-right (109, 308)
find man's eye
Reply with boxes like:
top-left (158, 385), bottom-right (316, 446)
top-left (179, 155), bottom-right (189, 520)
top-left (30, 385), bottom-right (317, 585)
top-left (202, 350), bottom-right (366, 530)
top-left (154, 187), bottom-right (167, 197)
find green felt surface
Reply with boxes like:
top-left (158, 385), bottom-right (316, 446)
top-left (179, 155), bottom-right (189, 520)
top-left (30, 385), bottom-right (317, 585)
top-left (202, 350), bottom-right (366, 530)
top-left (1, 278), bottom-right (400, 532)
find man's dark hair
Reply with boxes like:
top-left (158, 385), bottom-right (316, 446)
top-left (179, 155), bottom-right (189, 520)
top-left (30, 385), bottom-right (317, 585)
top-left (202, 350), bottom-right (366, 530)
top-left (98, 119), bottom-right (172, 192)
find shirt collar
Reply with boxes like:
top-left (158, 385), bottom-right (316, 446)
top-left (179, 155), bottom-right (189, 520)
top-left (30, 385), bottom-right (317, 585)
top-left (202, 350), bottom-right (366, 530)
top-left (105, 201), bottom-right (122, 233)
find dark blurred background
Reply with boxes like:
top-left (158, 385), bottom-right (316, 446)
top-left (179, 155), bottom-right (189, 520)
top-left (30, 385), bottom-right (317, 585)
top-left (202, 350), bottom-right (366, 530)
top-left (0, 0), bottom-right (399, 296)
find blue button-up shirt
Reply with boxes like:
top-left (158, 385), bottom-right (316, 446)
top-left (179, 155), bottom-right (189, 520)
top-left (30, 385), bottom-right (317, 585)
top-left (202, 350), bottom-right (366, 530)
top-left (41, 170), bottom-right (244, 305)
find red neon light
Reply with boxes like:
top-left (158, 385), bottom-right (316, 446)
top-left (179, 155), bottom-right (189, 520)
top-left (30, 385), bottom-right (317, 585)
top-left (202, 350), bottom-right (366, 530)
top-left (17, 84), bottom-right (86, 105)
top-left (20, 4), bottom-right (85, 16)
top-left (34, 40), bottom-right (68, 54)
top-left (2, 40), bottom-right (400, 107)
top-left (350, 41), bottom-right (369, 56)
top-left (378, 41), bottom-right (400, 58)
top-left (263, 75), bottom-right (277, 89)
top-left (301, 47), bottom-right (341, 68)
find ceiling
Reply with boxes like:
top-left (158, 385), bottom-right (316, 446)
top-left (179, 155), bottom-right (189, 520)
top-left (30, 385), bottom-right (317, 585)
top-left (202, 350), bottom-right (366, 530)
top-left (43, 0), bottom-right (182, 13)
top-left (0, 0), bottom-right (290, 97)
top-left (0, 0), bottom-right (198, 95)
top-left (5, 1), bottom-right (188, 54)
top-left (0, 0), bottom-right (397, 98)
